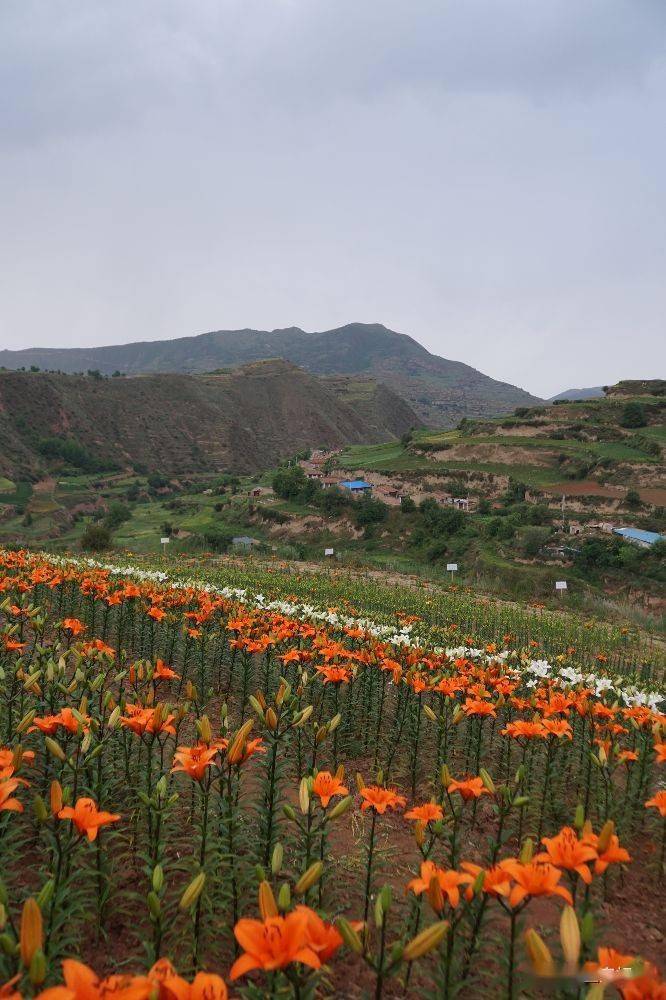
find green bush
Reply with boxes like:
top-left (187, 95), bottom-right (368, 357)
top-left (80, 523), bottom-right (113, 551)
top-left (104, 501), bottom-right (132, 530)
top-left (37, 436), bottom-right (106, 472)
top-left (620, 401), bottom-right (646, 428)
top-left (354, 494), bottom-right (389, 528)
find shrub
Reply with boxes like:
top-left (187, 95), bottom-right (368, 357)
top-left (515, 526), bottom-right (551, 557)
top-left (620, 401), bottom-right (646, 428)
top-left (80, 524), bottom-right (113, 551)
top-left (37, 436), bottom-right (105, 472)
top-left (314, 487), bottom-right (353, 517)
top-left (353, 494), bottom-right (389, 528)
top-left (624, 489), bottom-right (641, 509)
top-left (104, 501), bottom-right (132, 530)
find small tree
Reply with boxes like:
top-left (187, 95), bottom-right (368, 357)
top-left (80, 523), bottom-right (112, 551)
top-left (354, 494), bottom-right (388, 528)
top-left (624, 488), bottom-right (641, 509)
top-left (620, 401), bottom-right (646, 428)
top-left (105, 501), bottom-right (131, 530)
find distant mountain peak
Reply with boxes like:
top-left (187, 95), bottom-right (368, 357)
top-left (0, 322), bottom-right (542, 427)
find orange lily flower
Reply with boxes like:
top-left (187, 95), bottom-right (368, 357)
top-left (447, 777), bottom-right (490, 801)
top-left (582, 830), bottom-right (631, 875)
top-left (359, 786), bottom-right (406, 814)
top-left (230, 911), bottom-right (321, 979)
top-left (148, 960), bottom-right (228, 1000)
top-left (311, 771), bottom-right (349, 808)
top-left (404, 802), bottom-right (444, 823)
top-left (541, 719), bottom-right (573, 740)
top-left (645, 790), bottom-right (666, 817)
top-left (463, 698), bottom-right (496, 718)
top-left (619, 962), bottom-right (666, 1000)
top-left (61, 618), bottom-right (86, 636)
top-left (407, 861), bottom-right (471, 909)
top-left (0, 778), bottom-right (24, 813)
top-left (535, 827), bottom-right (598, 884)
top-left (501, 720), bottom-right (545, 741)
top-left (294, 905), bottom-right (346, 963)
top-left (460, 862), bottom-right (512, 899)
top-left (54, 959), bottom-right (152, 1000)
top-left (499, 860), bottom-right (573, 907)
top-left (172, 745), bottom-right (219, 782)
top-left (58, 798), bottom-right (121, 841)
top-left (153, 660), bottom-right (180, 681)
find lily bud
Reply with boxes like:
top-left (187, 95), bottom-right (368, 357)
top-left (16, 710), bottom-right (36, 734)
top-left (278, 882), bottom-right (291, 911)
top-left (33, 796), bottom-right (48, 824)
top-left (440, 764), bottom-right (452, 789)
top-left (355, 772), bottom-right (365, 792)
top-left (197, 715), bottom-right (212, 745)
top-left (227, 719), bottom-right (254, 764)
top-left (479, 768), bottom-right (496, 794)
top-left (524, 928), bottom-right (554, 977)
top-left (574, 804), bottom-right (585, 830)
top-left (597, 820), bottom-right (614, 855)
top-left (44, 737), bottom-right (66, 762)
top-left (50, 781), bottom-right (62, 816)
top-left (152, 865), bottom-right (164, 893)
top-left (295, 705), bottom-right (313, 727)
top-left (258, 881), bottom-right (278, 919)
top-left (560, 905), bottom-right (581, 968)
top-left (423, 704), bottom-right (437, 722)
top-left (294, 861), bottom-right (323, 896)
top-left (20, 898), bottom-right (43, 969)
top-left (107, 706), bottom-right (121, 730)
top-left (336, 917), bottom-right (363, 954)
top-left (328, 795), bottom-right (353, 821)
top-left (178, 872), bottom-right (206, 910)
top-left (271, 843), bottom-right (284, 876)
top-left (29, 948), bottom-right (47, 987)
top-left (519, 837), bottom-right (534, 863)
top-left (299, 777), bottom-right (310, 814)
top-left (265, 708), bottom-right (278, 731)
top-left (403, 921), bottom-right (448, 962)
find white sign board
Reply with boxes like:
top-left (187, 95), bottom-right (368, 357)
top-left (324, 548), bottom-right (334, 556)
top-left (160, 537), bottom-right (170, 545)
top-left (555, 580), bottom-right (567, 590)
top-left (446, 563), bottom-right (458, 571)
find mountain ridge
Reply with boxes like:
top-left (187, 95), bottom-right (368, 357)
top-left (0, 361), bottom-right (419, 479)
top-left (0, 322), bottom-right (542, 427)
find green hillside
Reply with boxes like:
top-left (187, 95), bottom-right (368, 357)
top-left (0, 322), bottom-right (542, 426)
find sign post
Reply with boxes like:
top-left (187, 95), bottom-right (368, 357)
top-left (324, 548), bottom-right (334, 558)
top-left (555, 580), bottom-right (567, 599)
top-left (160, 536), bottom-right (170, 558)
top-left (446, 562), bottom-right (458, 583)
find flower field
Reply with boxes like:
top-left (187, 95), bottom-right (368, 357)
top-left (0, 548), bottom-right (664, 999)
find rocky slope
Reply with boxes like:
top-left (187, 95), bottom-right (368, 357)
top-left (0, 361), bottom-right (419, 479)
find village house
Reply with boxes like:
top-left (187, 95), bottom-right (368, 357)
top-left (339, 479), bottom-right (373, 495)
top-left (613, 527), bottom-right (663, 548)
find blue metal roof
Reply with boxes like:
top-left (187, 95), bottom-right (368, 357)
top-left (339, 480), bottom-right (372, 489)
top-left (613, 527), bottom-right (663, 545)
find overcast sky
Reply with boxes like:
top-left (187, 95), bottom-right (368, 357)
top-left (1, 1), bottom-right (665, 397)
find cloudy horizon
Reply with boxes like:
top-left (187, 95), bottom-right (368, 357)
top-left (1, 0), bottom-right (665, 397)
